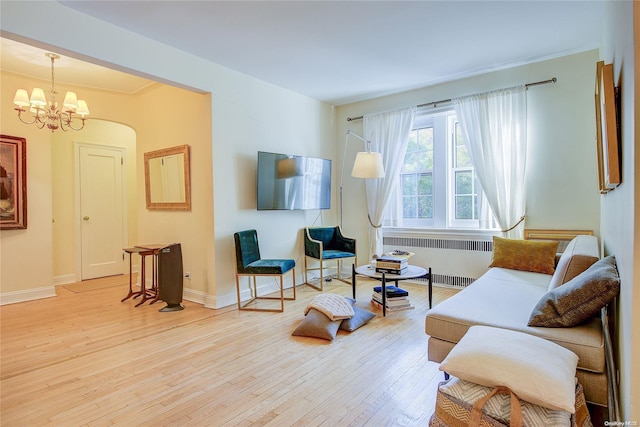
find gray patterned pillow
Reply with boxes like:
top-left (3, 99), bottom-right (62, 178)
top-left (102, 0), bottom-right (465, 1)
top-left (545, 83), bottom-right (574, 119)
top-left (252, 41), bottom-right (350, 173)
top-left (528, 256), bottom-right (619, 327)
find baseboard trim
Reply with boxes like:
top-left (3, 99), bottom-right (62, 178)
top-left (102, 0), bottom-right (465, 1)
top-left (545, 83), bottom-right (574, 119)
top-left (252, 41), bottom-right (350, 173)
top-left (190, 281), bottom-right (297, 310)
top-left (54, 268), bottom-right (140, 287)
top-left (183, 287), bottom-right (207, 306)
top-left (53, 274), bottom-right (78, 286)
top-left (0, 286), bottom-right (57, 305)
top-left (183, 288), bottom-right (238, 310)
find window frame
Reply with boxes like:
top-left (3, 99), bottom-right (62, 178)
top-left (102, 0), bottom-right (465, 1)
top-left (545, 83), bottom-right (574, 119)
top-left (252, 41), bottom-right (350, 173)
top-left (447, 114), bottom-right (480, 229)
top-left (400, 118), bottom-right (436, 227)
top-left (389, 108), bottom-right (484, 231)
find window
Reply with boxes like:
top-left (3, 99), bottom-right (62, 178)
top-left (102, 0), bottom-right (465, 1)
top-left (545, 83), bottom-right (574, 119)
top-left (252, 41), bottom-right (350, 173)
top-left (448, 115), bottom-right (480, 228)
top-left (389, 109), bottom-right (485, 229)
top-left (401, 127), bottom-right (433, 221)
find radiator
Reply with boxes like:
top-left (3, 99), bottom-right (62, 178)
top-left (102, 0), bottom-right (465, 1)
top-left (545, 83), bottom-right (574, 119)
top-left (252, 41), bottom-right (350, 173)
top-left (384, 236), bottom-right (493, 252)
top-left (383, 234), bottom-right (494, 288)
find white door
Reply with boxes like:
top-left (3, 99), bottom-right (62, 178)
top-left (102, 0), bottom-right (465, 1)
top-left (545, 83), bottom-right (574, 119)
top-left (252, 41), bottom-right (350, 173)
top-left (79, 145), bottom-right (125, 280)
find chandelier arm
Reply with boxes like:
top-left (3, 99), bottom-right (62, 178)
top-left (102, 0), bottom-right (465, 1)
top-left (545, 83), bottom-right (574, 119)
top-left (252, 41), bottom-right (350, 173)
top-left (15, 108), bottom-right (39, 125)
top-left (59, 109), bottom-right (85, 131)
top-left (35, 113), bottom-right (47, 129)
top-left (64, 118), bottom-right (86, 132)
top-left (58, 117), bottom-right (68, 132)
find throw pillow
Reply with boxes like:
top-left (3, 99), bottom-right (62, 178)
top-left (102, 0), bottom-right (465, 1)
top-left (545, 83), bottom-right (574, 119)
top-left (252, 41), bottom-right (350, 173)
top-left (439, 325), bottom-right (579, 413)
top-left (340, 306), bottom-right (376, 332)
top-left (547, 235), bottom-right (599, 290)
top-left (489, 236), bottom-right (559, 274)
top-left (528, 256), bottom-right (620, 327)
top-left (291, 308), bottom-right (341, 341)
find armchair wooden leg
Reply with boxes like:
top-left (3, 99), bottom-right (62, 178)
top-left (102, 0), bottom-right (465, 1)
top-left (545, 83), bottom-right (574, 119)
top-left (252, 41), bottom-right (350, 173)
top-left (279, 275), bottom-right (284, 312)
top-left (334, 258), bottom-right (355, 285)
top-left (236, 274), bottom-right (289, 313)
top-left (235, 275), bottom-right (242, 310)
top-left (304, 257), bottom-right (323, 291)
top-left (291, 267), bottom-right (296, 300)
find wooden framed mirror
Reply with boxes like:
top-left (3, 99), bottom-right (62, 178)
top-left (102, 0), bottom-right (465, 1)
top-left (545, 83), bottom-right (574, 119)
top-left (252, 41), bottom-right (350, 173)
top-left (144, 144), bottom-right (191, 210)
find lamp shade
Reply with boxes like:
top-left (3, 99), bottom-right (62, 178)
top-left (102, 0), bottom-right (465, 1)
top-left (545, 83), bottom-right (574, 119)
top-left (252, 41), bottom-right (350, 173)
top-left (29, 88), bottom-right (47, 106)
top-left (13, 89), bottom-right (30, 107)
top-left (76, 100), bottom-right (90, 117)
top-left (352, 152), bottom-right (385, 178)
top-left (63, 91), bottom-right (78, 110)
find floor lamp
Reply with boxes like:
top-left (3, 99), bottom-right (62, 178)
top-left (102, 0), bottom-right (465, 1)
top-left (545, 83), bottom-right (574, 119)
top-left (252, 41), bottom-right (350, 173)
top-left (340, 130), bottom-right (385, 229)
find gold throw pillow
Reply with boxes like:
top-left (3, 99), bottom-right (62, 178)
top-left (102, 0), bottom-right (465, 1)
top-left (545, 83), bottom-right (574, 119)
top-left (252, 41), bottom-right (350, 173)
top-left (489, 236), bottom-right (559, 274)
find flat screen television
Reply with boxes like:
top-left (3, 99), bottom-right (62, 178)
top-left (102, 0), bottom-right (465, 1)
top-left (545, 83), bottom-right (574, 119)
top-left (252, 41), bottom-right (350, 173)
top-left (257, 151), bottom-right (331, 210)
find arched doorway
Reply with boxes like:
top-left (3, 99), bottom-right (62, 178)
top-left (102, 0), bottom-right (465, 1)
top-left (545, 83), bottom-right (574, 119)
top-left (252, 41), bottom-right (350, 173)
top-left (51, 119), bottom-right (137, 282)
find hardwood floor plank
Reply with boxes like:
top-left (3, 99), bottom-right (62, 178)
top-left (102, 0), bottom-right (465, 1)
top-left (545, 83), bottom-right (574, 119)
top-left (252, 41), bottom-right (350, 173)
top-left (1, 275), bottom-right (458, 426)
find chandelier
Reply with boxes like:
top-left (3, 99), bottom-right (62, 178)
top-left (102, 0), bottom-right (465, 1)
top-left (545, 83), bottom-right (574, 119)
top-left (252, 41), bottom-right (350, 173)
top-left (13, 53), bottom-right (90, 132)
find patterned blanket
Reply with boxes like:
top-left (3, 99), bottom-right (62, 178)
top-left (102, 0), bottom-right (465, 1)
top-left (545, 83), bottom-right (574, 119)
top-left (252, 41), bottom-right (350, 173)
top-left (305, 294), bottom-right (354, 320)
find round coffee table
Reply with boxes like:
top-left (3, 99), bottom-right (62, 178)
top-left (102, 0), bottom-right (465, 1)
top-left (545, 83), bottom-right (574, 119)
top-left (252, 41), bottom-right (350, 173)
top-left (352, 264), bottom-right (432, 316)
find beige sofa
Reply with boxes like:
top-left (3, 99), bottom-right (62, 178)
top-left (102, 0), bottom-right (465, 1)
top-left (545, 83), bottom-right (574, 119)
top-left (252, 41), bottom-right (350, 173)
top-left (425, 235), bottom-right (608, 406)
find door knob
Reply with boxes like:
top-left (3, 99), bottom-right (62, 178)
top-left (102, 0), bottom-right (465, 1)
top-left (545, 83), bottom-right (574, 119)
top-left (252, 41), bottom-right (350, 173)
top-left (83, 216), bottom-right (90, 221)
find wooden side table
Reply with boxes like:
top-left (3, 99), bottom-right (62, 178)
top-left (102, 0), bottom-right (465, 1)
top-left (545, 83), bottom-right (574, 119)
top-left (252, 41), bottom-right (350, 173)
top-left (122, 247), bottom-right (145, 303)
top-left (134, 244), bottom-right (165, 306)
top-left (122, 244), bottom-right (165, 306)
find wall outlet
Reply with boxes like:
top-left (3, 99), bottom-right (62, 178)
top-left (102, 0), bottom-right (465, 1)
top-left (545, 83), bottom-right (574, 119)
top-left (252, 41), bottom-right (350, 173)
top-left (184, 272), bottom-right (191, 279)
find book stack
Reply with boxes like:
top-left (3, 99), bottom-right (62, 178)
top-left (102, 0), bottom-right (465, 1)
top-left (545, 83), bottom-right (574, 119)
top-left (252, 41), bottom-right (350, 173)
top-left (375, 255), bottom-right (408, 274)
top-left (371, 285), bottom-right (414, 311)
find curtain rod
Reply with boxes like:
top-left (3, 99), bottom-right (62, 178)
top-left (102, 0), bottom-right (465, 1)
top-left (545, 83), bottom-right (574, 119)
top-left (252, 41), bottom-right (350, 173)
top-left (346, 77), bottom-right (557, 122)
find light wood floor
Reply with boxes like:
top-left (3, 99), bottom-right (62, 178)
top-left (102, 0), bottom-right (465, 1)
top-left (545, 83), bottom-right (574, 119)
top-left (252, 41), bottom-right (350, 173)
top-left (1, 275), bottom-right (458, 426)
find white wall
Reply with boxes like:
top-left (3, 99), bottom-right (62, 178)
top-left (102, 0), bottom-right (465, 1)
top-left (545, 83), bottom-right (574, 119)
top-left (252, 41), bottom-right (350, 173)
top-left (0, 1), bottom-right (335, 307)
top-left (0, 72), bottom-right (54, 302)
top-left (335, 50), bottom-right (601, 280)
top-left (211, 93), bottom-right (336, 307)
top-left (600, 1), bottom-right (638, 422)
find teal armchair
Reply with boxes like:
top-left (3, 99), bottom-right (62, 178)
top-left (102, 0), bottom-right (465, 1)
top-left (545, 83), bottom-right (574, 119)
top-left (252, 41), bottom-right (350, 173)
top-left (234, 229), bottom-right (296, 312)
top-left (304, 226), bottom-right (357, 291)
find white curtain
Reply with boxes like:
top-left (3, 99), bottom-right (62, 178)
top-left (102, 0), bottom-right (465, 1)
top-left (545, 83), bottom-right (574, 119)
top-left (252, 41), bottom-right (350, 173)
top-left (453, 86), bottom-right (527, 238)
top-left (363, 107), bottom-right (416, 257)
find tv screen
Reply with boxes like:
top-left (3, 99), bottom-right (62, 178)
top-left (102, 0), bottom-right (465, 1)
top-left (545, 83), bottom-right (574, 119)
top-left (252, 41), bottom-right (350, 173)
top-left (257, 151), bottom-right (331, 210)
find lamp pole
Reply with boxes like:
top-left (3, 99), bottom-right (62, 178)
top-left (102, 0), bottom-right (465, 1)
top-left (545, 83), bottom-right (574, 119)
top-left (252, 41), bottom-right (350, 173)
top-left (339, 130), bottom-right (384, 229)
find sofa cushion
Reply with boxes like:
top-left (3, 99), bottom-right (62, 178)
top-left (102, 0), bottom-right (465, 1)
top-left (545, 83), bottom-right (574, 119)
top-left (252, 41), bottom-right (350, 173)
top-left (489, 236), bottom-right (559, 274)
top-left (548, 235), bottom-right (599, 290)
top-left (425, 268), bottom-right (605, 373)
top-left (440, 325), bottom-right (579, 413)
top-left (528, 256), bottom-right (620, 327)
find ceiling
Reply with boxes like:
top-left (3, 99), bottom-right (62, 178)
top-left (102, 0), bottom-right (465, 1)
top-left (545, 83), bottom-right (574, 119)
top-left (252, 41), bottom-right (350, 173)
top-left (3, 1), bottom-right (605, 105)
top-left (0, 38), bottom-right (155, 95)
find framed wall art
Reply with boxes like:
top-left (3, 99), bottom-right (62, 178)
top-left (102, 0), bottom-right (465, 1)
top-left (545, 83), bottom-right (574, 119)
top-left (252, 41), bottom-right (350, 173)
top-left (595, 61), bottom-right (621, 192)
top-left (0, 135), bottom-right (27, 229)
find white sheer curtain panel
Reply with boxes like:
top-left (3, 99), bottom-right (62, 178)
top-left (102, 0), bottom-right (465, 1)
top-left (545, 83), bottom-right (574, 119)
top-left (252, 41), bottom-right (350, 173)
top-left (453, 86), bottom-right (527, 239)
top-left (363, 107), bottom-right (416, 258)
